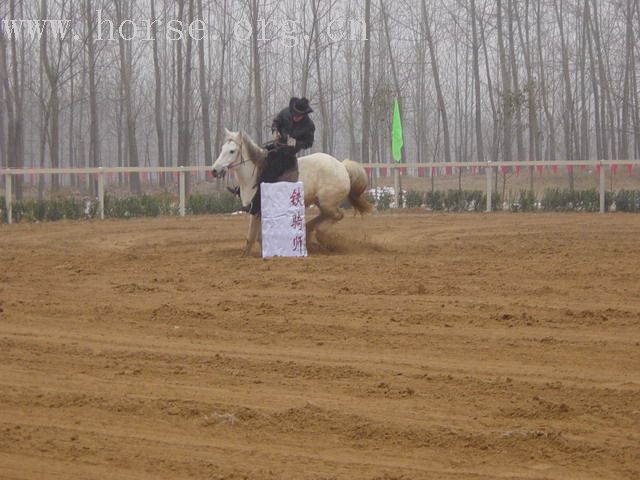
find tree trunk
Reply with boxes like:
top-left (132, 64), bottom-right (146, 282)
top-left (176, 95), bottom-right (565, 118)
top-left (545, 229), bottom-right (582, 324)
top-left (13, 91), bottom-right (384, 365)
top-left (422, 0), bottom-right (451, 164)
top-left (536, 1), bottom-right (556, 161)
top-left (585, 0), bottom-right (603, 161)
top-left (86, 0), bottom-right (100, 195)
top-left (497, 0), bottom-right (513, 163)
top-left (508, 0), bottom-right (524, 162)
top-left (182, 0), bottom-right (195, 195)
top-left (312, 0), bottom-right (329, 153)
top-left (620, 0), bottom-right (634, 161)
top-left (214, 0), bottom-right (228, 153)
top-left (470, 0), bottom-right (484, 164)
top-left (116, 0), bottom-right (140, 193)
top-left (361, 0), bottom-right (372, 164)
top-left (250, 0), bottom-right (263, 144)
top-left (151, 0), bottom-right (166, 187)
top-left (9, 0), bottom-right (24, 200)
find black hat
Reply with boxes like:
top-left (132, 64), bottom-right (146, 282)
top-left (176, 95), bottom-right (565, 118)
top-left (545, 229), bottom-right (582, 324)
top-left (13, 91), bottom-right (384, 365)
top-left (290, 97), bottom-right (313, 115)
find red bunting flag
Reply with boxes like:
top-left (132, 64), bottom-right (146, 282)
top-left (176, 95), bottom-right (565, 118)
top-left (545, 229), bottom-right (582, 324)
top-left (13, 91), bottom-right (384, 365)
top-left (537, 165), bottom-right (544, 175)
top-left (515, 165), bottom-right (521, 176)
top-left (627, 164), bottom-right (634, 175)
top-left (501, 165), bottom-right (508, 175)
top-left (551, 165), bottom-right (558, 174)
top-left (611, 164), bottom-right (618, 175)
top-left (431, 167), bottom-right (437, 177)
top-left (580, 164), bottom-right (586, 172)
top-left (445, 166), bottom-right (452, 176)
top-left (566, 165), bottom-right (573, 174)
top-left (418, 167), bottom-right (425, 178)
top-left (596, 165), bottom-right (602, 174)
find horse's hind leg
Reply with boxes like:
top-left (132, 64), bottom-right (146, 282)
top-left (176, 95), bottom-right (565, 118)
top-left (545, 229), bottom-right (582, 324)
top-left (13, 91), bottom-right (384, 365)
top-left (320, 207), bottom-right (345, 230)
top-left (312, 205), bottom-right (345, 235)
top-left (244, 214), bottom-right (260, 256)
top-left (306, 212), bottom-right (326, 238)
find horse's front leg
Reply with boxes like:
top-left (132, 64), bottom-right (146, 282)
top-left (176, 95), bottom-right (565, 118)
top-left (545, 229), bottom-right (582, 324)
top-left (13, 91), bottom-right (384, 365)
top-left (243, 214), bottom-right (261, 256)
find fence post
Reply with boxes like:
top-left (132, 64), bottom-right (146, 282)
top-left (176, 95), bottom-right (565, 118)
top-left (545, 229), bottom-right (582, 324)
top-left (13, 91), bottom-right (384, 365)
top-left (393, 167), bottom-right (401, 208)
top-left (98, 168), bottom-right (105, 220)
top-left (485, 163), bottom-right (493, 212)
top-left (599, 161), bottom-right (606, 214)
top-left (5, 172), bottom-right (12, 225)
top-left (179, 168), bottom-right (186, 217)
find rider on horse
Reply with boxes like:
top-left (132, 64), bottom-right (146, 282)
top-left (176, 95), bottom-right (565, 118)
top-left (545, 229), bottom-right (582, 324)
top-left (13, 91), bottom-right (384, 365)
top-left (230, 97), bottom-right (315, 215)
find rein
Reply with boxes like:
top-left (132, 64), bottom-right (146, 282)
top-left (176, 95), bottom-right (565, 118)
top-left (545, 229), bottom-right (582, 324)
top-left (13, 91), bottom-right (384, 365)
top-left (225, 149), bottom-right (250, 170)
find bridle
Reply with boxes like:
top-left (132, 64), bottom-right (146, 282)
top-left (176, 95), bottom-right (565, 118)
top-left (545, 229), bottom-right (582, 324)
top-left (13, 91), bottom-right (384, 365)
top-left (224, 142), bottom-right (250, 171)
top-left (217, 140), bottom-right (258, 189)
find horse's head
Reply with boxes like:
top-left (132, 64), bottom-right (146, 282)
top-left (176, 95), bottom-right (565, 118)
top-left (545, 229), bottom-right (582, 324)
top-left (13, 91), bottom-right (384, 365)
top-left (212, 129), bottom-right (243, 178)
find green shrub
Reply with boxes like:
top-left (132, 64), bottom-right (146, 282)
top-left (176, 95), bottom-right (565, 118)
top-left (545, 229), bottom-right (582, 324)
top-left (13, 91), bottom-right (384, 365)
top-left (424, 190), bottom-right (488, 212)
top-left (516, 190), bottom-right (537, 212)
top-left (482, 191), bottom-right (503, 211)
top-left (615, 190), bottom-right (640, 212)
top-left (187, 192), bottom-right (241, 215)
top-left (425, 191), bottom-right (445, 211)
top-left (405, 190), bottom-right (424, 208)
top-left (540, 188), bottom-right (608, 212)
top-left (367, 189), bottom-right (393, 211)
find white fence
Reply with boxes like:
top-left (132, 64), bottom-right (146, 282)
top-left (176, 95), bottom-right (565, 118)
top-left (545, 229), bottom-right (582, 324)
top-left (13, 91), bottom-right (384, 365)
top-left (2, 160), bottom-right (640, 224)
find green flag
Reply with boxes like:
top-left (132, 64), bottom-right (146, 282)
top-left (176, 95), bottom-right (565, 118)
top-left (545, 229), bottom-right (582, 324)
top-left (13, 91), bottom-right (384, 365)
top-left (392, 98), bottom-right (403, 162)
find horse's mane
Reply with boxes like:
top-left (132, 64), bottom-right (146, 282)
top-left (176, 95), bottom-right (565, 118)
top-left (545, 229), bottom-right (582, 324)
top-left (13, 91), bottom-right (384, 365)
top-left (241, 132), bottom-right (267, 168)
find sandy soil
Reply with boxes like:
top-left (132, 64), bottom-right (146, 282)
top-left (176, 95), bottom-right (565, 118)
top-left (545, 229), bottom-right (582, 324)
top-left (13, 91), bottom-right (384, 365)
top-left (1, 212), bottom-right (639, 480)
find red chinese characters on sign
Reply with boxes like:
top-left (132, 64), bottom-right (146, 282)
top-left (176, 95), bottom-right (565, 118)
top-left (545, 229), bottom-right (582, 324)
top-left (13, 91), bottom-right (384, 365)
top-left (290, 211), bottom-right (304, 231)
top-left (289, 185), bottom-right (305, 253)
top-left (289, 187), bottom-right (303, 207)
top-left (292, 234), bottom-right (305, 253)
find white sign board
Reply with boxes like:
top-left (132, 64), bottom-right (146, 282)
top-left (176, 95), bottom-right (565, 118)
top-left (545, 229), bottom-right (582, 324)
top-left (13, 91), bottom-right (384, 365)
top-left (261, 182), bottom-right (307, 258)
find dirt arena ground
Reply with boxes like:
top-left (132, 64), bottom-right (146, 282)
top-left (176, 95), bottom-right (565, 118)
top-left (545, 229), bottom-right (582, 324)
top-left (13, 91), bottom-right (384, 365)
top-left (1, 212), bottom-right (639, 480)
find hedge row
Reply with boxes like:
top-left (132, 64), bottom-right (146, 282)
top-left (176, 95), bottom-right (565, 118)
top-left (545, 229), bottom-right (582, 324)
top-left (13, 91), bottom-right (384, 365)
top-left (401, 189), bottom-right (640, 213)
top-left (514, 189), bottom-right (613, 212)
top-left (403, 190), bottom-right (502, 212)
top-left (1, 192), bottom-right (241, 224)
top-left (3, 189), bottom-right (640, 223)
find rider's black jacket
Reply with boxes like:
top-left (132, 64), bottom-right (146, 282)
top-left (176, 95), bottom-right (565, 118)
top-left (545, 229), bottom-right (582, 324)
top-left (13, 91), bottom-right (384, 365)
top-left (271, 106), bottom-right (315, 153)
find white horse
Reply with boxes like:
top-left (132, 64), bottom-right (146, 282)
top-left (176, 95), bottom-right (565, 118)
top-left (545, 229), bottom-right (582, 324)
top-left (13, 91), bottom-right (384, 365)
top-left (212, 129), bottom-right (372, 255)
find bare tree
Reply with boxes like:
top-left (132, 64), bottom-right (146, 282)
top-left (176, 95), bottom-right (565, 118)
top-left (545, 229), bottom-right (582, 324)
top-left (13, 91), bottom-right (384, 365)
top-left (470, 0), bottom-right (484, 164)
top-left (422, 0), bottom-right (451, 165)
top-left (150, 0), bottom-right (166, 187)
top-left (197, 0), bottom-right (212, 169)
top-left (361, 0), bottom-right (371, 164)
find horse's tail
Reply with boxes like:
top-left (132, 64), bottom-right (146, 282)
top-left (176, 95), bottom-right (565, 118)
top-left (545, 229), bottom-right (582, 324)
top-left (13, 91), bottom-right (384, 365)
top-left (342, 159), bottom-right (373, 215)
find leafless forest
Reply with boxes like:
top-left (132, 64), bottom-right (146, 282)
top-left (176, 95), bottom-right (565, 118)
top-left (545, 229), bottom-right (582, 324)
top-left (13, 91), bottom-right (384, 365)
top-left (1, 0), bottom-right (639, 200)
